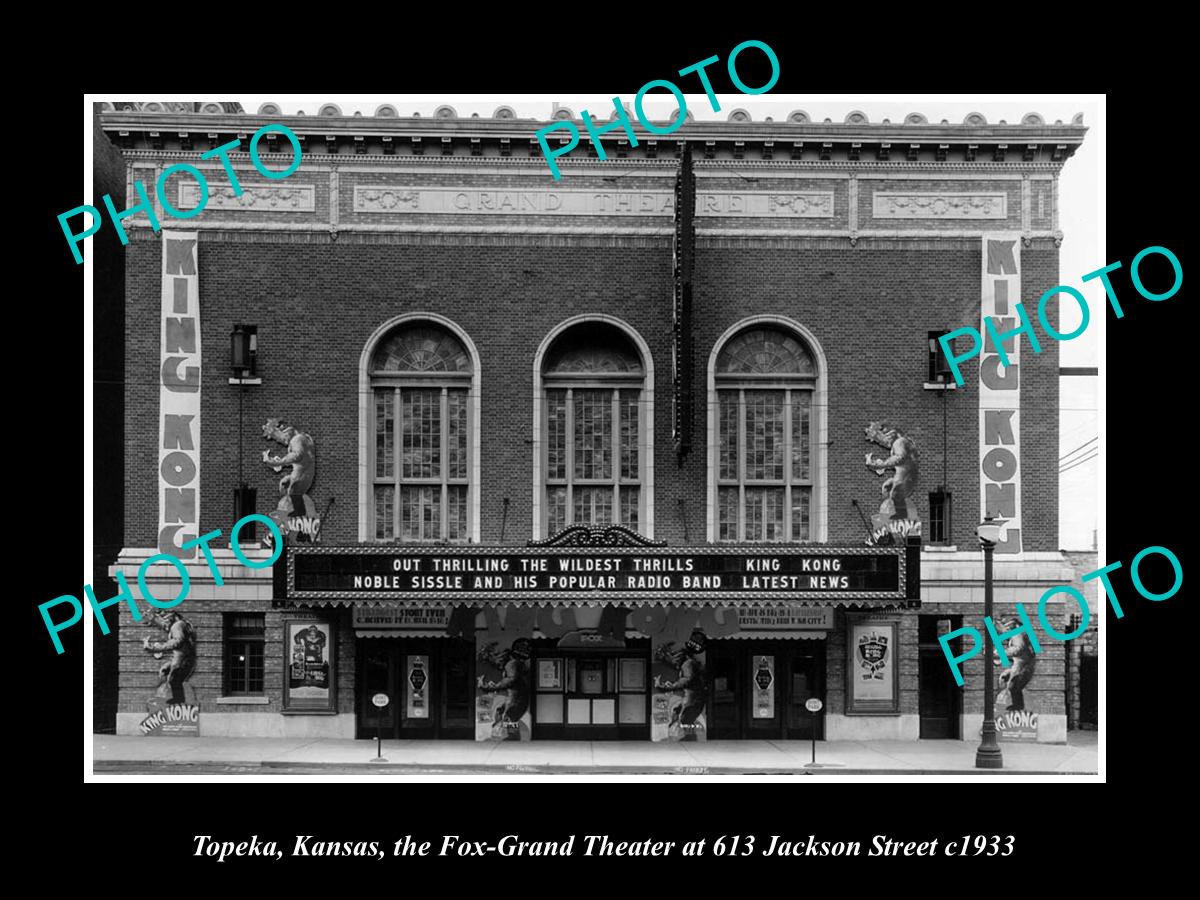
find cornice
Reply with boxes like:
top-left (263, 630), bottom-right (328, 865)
top-left (99, 110), bottom-right (1086, 169)
top-left (115, 148), bottom-right (1070, 174)
top-left (98, 111), bottom-right (1087, 143)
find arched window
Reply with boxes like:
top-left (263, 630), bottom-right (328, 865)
top-left (537, 320), bottom-right (650, 536)
top-left (367, 321), bottom-right (475, 542)
top-left (712, 324), bottom-right (820, 542)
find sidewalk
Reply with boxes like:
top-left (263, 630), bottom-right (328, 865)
top-left (93, 732), bottom-right (1098, 775)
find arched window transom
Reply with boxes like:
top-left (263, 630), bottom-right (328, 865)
top-left (716, 327), bottom-right (815, 376)
top-left (715, 326), bottom-right (816, 542)
top-left (371, 327), bottom-right (472, 374)
top-left (545, 340), bottom-right (644, 376)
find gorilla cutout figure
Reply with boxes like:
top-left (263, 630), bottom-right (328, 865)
top-left (995, 618), bottom-right (1037, 711)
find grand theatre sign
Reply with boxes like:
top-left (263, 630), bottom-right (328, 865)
top-left (284, 534), bottom-right (918, 607)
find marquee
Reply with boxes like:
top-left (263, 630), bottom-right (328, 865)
top-left (284, 543), bottom-right (914, 607)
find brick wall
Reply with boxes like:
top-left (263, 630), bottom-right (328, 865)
top-left (117, 603), bottom-right (354, 715)
top-left (121, 234), bottom-right (1061, 553)
top-left (921, 601), bottom-right (1068, 719)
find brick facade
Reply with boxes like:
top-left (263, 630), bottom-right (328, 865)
top-left (119, 236), bottom-right (1062, 552)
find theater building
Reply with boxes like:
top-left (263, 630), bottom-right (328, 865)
top-left (100, 101), bottom-right (1087, 743)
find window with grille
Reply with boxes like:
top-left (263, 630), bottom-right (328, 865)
top-left (714, 327), bottom-right (817, 542)
top-left (370, 324), bottom-right (473, 542)
top-left (541, 323), bottom-right (646, 535)
top-left (224, 613), bottom-right (265, 695)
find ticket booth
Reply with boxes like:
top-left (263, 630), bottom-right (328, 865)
top-left (530, 637), bottom-right (651, 740)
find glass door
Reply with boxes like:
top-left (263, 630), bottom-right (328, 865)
top-left (705, 648), bottom-right (734, 739)
top-left (400, 646), bottom-right (435, 739)
top-left (707, 646), bottom-right (741, 738)
top-left (440, 638), bottom-right (475, 739)
top-left (358, 644), bottom-right (398, 739)
top-left (784, 647), bottom-right (825, 740)
top-left (746, 650), bottom-right (781, 736)
top-left (615, 656), bottom-right (648, 738)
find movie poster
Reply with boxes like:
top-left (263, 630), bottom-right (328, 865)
top-left (651, 629), bottom-right (708, 742)
top-left (475, 634), bottom-right (533, 741)
top-left (406, 654), bottom-right (429, 719)
top-left (284, 618), bottom-right (336, 712)
top-left (752, 654), bottom-right (775, 719)
top-left (139, 609), bottom-right (200, 736)
top-left (847, 618), bottom-right (899, 713)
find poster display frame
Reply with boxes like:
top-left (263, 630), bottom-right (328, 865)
top-left (282, 615), bottom-right (338, 714)
top-left (845, 614), bottom-right (900, 715)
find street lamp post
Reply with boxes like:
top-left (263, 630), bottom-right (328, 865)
top-left (975, 518), bottom-right (1003, 769)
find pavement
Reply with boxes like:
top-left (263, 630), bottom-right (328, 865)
top-left (93, 731), bottom-right (1098, 775)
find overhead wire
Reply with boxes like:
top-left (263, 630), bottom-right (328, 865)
top-left (1059, 436), bottom-right (1098, 462)
top-left (1059, 451), bottom-right (1099, 475)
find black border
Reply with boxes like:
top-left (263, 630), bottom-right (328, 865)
top-left (31, 25), bottom-right (1192, 880)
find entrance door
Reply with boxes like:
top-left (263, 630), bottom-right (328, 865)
top-left (355, 639), bottom-right (475, 739)
top-left (359, 644), bottom-right (398, 738)
top-left (398, 648), bottom-right (437, 738)
top-left (918, 615), bottom-right (962, 739)
top-left (1079, 654), bottom-right (1098, 729)
top-left (440, 640), bottom-right (475, 738)
top-left (708, 645), bottom-right (741, 738)
top-left (783, 647), bottom-right (824, 740)
top-left (745, 650), bottom-right (782, 739)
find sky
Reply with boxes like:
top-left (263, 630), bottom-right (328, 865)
top-left (133, 93), bottom-right (1104, 550)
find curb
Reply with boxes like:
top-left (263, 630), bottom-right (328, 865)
top-left (93, 759), bottom-right (1096, 776)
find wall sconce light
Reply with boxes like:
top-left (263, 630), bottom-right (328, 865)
top-left (230, 324), bottom-right (257, 379)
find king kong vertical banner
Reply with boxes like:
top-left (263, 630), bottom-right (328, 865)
top-left (159, 231), bottom-right (201, 559)
top-left (980, 233), bottom-right (1023, 555)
